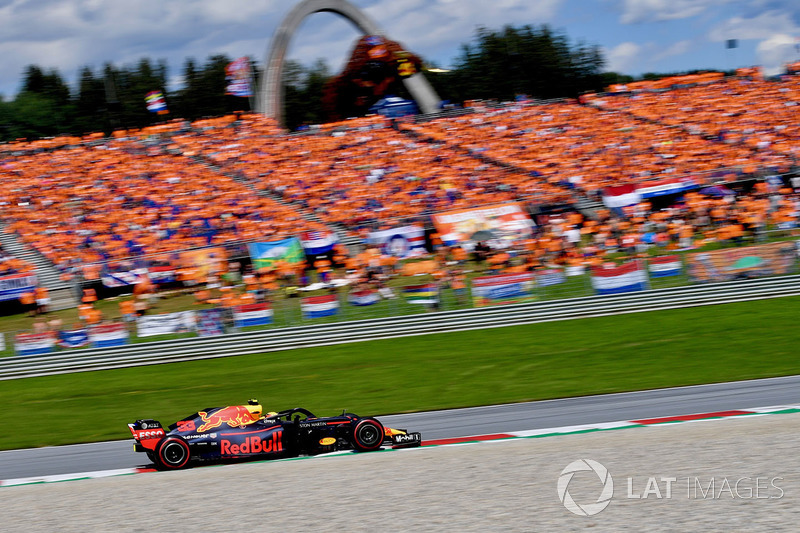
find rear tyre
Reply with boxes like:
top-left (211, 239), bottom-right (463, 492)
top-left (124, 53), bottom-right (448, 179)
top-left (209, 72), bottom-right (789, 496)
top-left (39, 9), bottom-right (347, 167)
top-left (154, 437), bottom-right (191, 470)
top-left (352, 418), bottom-right (385, 452)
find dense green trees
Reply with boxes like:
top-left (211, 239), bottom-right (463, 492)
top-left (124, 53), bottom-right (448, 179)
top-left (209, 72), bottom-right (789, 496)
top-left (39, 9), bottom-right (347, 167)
top-left (0, 23), bottom-right (656, 141)
top-left (429, 25), bottom-right (605, 104)
top-left (284, 59), bottom-right (331, 131)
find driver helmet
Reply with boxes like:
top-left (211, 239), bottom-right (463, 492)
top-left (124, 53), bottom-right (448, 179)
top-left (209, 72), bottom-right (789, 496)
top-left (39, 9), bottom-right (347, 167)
top-left (246, 398), bottom-right (262, 420)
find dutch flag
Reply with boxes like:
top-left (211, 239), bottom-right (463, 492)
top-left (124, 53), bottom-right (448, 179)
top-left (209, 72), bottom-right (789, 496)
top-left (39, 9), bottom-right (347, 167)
top-left (300, 231), bottom-right (338, 256)
top-left (348, 289), bottom-right (379, 306)
top-left (648, 255), bottom-right (683, 278)
top-left (89, 323), bottom-right (130, 348)
top-left (302, 294), bottom-right (339, 318)
top-left (233, 303), bottom-right (273, 327)
top-left (591, 261), bottom-right (649, 295)
top-left (15, 332), bottom-right (56, 356)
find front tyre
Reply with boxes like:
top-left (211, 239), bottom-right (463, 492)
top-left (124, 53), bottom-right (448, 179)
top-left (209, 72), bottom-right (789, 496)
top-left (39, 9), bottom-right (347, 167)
top-left (154, 437), bottom-right (191, 470)
top-left (352, 418), bottom-right (385, 452)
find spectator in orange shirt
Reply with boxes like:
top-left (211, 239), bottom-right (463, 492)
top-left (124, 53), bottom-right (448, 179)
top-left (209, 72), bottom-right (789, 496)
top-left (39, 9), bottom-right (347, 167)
top-left (35, 286), bottom-right (50, 315)
top-left (20, 290), bottom-right (36, 317)
top-left (82, 287), bottom-right (97, 304)
top-left (119, 298), bottom-right (137, 322)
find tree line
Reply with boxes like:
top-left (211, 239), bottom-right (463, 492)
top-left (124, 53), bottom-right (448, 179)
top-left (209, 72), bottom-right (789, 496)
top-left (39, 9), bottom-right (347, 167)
top-left (0, 23), bottom-right (636, 140)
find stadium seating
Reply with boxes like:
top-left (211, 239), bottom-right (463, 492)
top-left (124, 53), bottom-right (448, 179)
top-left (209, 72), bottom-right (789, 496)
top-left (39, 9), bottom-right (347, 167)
top-left (0, 72), bottom-right (798, 289)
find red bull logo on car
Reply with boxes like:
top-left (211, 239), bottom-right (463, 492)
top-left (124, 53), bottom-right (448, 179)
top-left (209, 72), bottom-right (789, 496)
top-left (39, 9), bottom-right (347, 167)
top-left (197, 406), bottom-right (257, 432)
top-left (221, 430), bottom-right (283, 455)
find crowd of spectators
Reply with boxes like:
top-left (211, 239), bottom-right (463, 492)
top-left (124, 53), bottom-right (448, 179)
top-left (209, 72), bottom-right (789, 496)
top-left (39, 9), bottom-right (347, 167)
top-left (590, 75), bottom-right (800, 166)
top-left (0, 133), bottom-right (327, 274)
top-left (169, 113), bottom-right (573, 232)
top-left (0, 244), bottom-right (34, 277)
top-left (0, 71), bottom-right (798, 303)
top-left (402, 98), bottom-right (788, 197)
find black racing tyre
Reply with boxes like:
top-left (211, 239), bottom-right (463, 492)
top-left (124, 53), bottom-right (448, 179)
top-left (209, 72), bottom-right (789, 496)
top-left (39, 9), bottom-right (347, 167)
top-left (352, 418), bottom-right (385, 452)
top-left (154, 437), bottom-right (191, 470)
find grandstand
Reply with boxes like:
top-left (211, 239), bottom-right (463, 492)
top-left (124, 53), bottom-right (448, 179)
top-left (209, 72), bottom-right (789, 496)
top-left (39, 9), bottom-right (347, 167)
top-left (0, 69), bottom-right (798, 327)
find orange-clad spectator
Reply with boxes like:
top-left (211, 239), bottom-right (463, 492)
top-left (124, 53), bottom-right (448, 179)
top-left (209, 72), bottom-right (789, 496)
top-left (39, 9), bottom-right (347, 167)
top-left (82, 287), bottom-right (97, 304)
top-left (193, 288), bottom-right (211, 305)
top-left (219, 287), bottom-right (236, 308)
top-left (78, 303), bottom-right (94, 322)
top-left (133, 278), bottom-right (154, 297)
top-left (119, 299), bottom-right (137, 322)
top-left (450, 270), bottom-right (466, 303)
top-left (85, 308), bottom-right (103, 325)
top-left (679, 225), bottom-right (695, 249)
top-left (20, 290), bottom-right (36, 316)
top-left (82, 264), bottom-right (101, 281)
top-left (34, 286), bottom-right (50, 314)
top-left (237, 290), bottom-right (256, 305)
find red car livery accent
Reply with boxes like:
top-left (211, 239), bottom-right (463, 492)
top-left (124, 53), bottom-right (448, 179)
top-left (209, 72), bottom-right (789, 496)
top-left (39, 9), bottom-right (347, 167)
top-left (220, 431), bottom-right (283, 455)
top-left (197, 406), bottom-right (256, 432)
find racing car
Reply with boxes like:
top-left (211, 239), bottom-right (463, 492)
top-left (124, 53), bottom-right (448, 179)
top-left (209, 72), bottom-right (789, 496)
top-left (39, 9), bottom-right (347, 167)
top-left (128, 400), bottom-right (422, 470)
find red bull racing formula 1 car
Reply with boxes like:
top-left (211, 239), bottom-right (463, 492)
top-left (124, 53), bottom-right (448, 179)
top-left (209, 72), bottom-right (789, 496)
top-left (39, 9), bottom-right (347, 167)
top-left (128, 400), bottom-right (422, 470)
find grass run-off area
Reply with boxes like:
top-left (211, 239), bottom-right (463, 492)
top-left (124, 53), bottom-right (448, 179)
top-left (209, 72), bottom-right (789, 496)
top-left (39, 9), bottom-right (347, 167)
top-left (3, 295), bottom-right (800, 451)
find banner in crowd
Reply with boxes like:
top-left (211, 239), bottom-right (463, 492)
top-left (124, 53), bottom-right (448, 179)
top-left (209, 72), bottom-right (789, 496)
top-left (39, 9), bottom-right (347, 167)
top-left (197, 309), bottom-right (225, 336)
top-left (300, 231), bottom-right (338, 257)
top-left (348, 289), bottom-right (379, 306)
top-left (603, 178), bottom-right (698, 208)
top-left (15, 332), bottom-right (56, 356)
top-left (565, 265), bottom-right (586, 277)
top-left (536, 268), bottom-right (566, 287)
top-left (233, 303), bottom-right (273, 327)
top-left (591, 261), bottom-right (649, 295)
top-left (367, 225), bottom-right (426, 258)
top-left (686, 242), bottom-right (797, 283)
top-left (648, 255), bottom-right (683, 278)
top-left (471, 273), bottom-right (535, 307)
top-left (148, 265), bottom-right (177, 284)
top-left (57, 328), bottom-right (89, 348)
top-left (637, 177), bottom-right (697, 199)
top-left (89, 323), bottom-right (129, 347)
top-left (602, 184), bottom-right (640, 209)
top-left (302, 295), bottom-right (339, 318)
top-left (249, 238), bottom-right (304, 270)
top-left (225, 57), bottom-right (253, 97)
top-left (0, 273), bottom-right (37, 301)
top-left (145, 90), bottom-right (168, 114)
top-left (403, 284), bottom-right (439, 305)
top-left (180, 247), bottom-right (228, 278)
top-left (137, 311), bottom-right (197, 337)
top-left (101, 269), bottom-right (146, 288)
top-left (431, 203), bottom-right (535, 247)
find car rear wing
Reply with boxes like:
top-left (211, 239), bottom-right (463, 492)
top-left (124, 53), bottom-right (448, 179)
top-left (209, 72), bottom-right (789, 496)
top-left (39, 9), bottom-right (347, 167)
top-left (129, 419), bottom-right (165, 452)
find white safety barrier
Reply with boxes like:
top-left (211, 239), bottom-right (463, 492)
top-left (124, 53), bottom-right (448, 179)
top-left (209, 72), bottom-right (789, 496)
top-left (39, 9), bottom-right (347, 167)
top-left (2, 275), bottom-right (800, 380)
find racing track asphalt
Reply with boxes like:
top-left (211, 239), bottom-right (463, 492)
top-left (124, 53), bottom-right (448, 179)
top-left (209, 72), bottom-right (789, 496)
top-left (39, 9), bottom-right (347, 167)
top-left (2, 374), bottom-right (799, 480)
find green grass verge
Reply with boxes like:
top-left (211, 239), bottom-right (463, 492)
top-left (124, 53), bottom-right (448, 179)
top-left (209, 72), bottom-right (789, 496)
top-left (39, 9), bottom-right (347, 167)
top-left (3, 295), bottom-right (800, 451)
